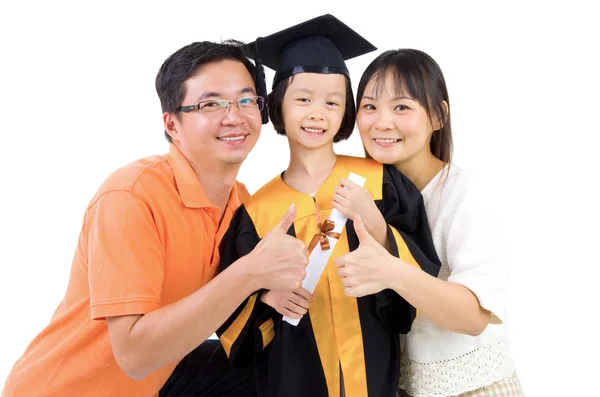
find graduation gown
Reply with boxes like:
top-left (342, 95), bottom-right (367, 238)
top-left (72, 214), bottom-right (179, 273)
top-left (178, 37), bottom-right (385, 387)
top-left (216, 155), bottom-right (441, 397)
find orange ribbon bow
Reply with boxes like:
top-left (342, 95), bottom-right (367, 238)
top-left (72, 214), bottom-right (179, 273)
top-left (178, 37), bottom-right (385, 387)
top-left (308, 219), bottom-right (340, 252)
top-left (308, 200), bottom-right (341, 254)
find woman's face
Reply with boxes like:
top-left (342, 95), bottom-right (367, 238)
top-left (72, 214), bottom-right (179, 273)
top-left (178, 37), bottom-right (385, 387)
top-left (357, 72), bottom-right (438, 166)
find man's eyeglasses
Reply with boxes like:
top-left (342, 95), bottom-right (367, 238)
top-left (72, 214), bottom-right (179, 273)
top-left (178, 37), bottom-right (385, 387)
top-left (176, 96), bottom-right (265, 115)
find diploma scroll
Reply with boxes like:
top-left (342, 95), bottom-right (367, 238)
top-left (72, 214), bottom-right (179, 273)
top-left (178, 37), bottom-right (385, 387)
top-left (283, 172), bottom-right (366, 326)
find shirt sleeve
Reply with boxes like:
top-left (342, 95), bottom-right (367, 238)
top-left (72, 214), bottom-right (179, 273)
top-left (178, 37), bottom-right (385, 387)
top-left (445, 178), bottom-right (508, 323)
top-left (85, 190), bottom-right (164, 320)
top-left (369, 165), bottom-right (442, 333)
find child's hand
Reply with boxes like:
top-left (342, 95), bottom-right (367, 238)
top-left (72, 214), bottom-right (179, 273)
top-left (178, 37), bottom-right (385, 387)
top-left (261, 288), bottom-right (314, 319)
top-left (332, 178), bottom-right (386, 240)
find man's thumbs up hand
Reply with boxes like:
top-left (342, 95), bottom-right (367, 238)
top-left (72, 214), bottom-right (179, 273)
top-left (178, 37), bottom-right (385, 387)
top-left (250, 204), bottom-right (309, 292)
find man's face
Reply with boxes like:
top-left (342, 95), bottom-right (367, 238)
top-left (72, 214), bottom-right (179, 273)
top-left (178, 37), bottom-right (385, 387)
top-left (167, 59), bottom-right (262, 170)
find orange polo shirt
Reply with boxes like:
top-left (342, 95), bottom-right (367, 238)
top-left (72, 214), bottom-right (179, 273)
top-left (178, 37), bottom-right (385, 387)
top-left (1, 144), bottom-right (250, 397)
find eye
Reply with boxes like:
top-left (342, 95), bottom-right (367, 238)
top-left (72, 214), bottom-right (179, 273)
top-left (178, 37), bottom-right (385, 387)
top-left (238, 97), bottom-right (257, 108)
top-left (326, 101), bottom-right (340, 106)
top-left (394, 104), bottom-right (410, 111)
top-left (362, 104), bottom-right (376, 110)
top-left (200, 101), bottom-right (221, 110)
top-left (296, 98), bottom-right (310, 103)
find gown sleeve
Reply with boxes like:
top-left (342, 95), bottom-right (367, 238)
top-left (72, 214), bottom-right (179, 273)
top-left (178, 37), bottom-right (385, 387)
top-left (216, 204), bottom-right (277, 368)
top-left (358, 164), bottom-right (441, 333)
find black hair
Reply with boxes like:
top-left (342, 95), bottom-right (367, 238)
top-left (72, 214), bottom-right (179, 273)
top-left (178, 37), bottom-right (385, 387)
top-left (357, 48), bottom-right (452, 163)
top-left (155, 40), bottom-right (256, 142)
top-left (268, 74), bottom-right (356, 143)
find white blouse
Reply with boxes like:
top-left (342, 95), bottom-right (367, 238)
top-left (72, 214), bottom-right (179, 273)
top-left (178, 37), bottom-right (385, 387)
top-left (399, 164), bottom-right (516, 397)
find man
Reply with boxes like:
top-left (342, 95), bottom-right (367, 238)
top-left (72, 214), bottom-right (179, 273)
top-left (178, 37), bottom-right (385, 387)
top-left (1, 40), bottom-right (308, 397)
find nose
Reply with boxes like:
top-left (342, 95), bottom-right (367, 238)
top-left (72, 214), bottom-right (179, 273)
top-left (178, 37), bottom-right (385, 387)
top-left (374, 108), bottom-right (394, 132)
top-left (307, 110), bottom-right (325, 122)
top-left (221, 103), bottom-right (244, 126)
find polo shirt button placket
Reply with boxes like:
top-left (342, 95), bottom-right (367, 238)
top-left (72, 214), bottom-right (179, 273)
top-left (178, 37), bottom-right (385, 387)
top-left (204, 207), bottom-right (221, 237)
top-left (204, 207), bottom-right (221, 267)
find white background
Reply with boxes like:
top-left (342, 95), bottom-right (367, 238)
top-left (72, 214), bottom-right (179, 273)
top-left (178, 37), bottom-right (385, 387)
top-left (1, 0), bottom-right (598, 395)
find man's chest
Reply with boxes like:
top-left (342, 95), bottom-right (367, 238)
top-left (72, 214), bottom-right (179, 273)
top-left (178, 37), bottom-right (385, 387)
top-left (157, 206), bottom-right (234, 304)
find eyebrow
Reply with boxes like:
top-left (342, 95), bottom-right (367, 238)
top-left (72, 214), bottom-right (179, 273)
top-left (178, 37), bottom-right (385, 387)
top-left (290, 88), bottom-right (313, 95)
top-left (290, 88), bottom-right (344, 97)
top-left (197, 92), bottom-right (221, 101)
top-left (197, 87), bottom-right (256, 102)
top-left (362, 95), bottom-right (415, 101)
top-left (239, 87), bottom-right (257, 96)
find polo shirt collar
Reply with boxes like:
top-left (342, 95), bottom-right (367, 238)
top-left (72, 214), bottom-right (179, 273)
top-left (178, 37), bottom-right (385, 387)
top-left (167, 143), bottom-right (212, 208)
top-left (166, 143), bottom-right (242, 210)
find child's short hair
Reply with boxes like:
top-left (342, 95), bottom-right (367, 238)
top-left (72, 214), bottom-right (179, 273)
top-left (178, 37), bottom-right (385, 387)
top-left (267, 75), bottom-right (356, 143)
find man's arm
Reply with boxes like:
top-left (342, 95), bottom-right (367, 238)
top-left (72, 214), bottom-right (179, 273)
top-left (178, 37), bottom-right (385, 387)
top-left (106, 203), bottom-right (306, 380)
top-left (106, 255), bottom-right (259, 380)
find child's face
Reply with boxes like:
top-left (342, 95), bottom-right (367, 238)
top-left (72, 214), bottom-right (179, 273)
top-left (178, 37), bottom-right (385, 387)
top-left (357, 72), bottom-right (437, 167)
top-left (281, 73), bottom-right (346, 151)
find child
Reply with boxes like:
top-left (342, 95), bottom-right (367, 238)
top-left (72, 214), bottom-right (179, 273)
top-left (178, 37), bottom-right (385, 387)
top-left (205, 16), bottom-right (439, 397)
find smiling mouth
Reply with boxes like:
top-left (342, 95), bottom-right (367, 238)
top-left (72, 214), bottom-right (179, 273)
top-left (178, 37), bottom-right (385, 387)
top-left (374, 138), bottom-right (401, 143)
top-left (302, 127), bottom-right (325, 134)
top-left (217, 134), bottom-right (248, 141)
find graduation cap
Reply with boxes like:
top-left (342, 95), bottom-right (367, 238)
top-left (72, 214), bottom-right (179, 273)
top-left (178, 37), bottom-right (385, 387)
top-left (245, 14), bottom-right (377, 124)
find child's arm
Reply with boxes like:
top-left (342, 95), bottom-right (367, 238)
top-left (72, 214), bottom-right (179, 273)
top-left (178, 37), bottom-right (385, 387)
top-left (331, 178), bottom-right (392, 252)
top-left (260, 288), bottom-right (314, 319)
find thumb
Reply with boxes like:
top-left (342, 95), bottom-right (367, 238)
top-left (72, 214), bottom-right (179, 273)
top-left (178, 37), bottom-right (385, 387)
top-left (354, 215), bottom-right (373, 245)
top-left (273, 203), bottom-right (296, 234)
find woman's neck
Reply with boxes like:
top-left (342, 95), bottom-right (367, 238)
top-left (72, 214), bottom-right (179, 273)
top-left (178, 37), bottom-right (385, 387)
top-left (395, 151), bottom-right (446, 191)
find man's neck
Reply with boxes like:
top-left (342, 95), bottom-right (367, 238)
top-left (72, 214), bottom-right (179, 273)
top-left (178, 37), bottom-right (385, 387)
top-left (284, 143), bottom-right (337, 195)
top-left (189, 159), bottom-right (240, 216)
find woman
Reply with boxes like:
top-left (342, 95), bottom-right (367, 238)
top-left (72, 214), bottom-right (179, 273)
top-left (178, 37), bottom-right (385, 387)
top-left (333, 48), bottom-right (524, 397)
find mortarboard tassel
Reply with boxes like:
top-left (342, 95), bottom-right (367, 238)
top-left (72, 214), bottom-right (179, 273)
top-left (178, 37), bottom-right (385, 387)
top-left (253, 39), bottom-right (269, 124)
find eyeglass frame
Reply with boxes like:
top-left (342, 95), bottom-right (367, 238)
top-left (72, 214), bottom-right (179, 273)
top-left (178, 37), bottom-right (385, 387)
top-left (176, 95), bottom-right (265, 115)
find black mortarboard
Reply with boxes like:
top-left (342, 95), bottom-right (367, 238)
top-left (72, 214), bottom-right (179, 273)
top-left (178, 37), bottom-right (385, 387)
top-left (245, 14), bottom-right (377, 124)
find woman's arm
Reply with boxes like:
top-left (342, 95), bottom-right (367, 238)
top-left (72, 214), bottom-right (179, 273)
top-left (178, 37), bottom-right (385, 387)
top-left (336, 215), bottom-right (493, 336)
top-left (385, 258), bottom-right (491, 336)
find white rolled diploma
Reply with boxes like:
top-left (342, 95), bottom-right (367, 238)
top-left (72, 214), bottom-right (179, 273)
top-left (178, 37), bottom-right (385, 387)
top-left (283, 172), bottom-right (367, 326)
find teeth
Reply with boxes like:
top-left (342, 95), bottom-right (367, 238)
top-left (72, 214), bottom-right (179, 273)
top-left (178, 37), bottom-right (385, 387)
top-left (375, 139), bottom-right (400, 143)
top-left (219, 136), bottom-right (245, 141)
top-left (303, 128), bottom-right (324, 133)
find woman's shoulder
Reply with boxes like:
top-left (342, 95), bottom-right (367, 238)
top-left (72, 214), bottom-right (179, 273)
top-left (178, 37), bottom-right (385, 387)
top-left (444, 163), bottom-right (476, 193)
top-left (427, 163), bottom-right (503, 218)
top-left (435, 164), bottom-right (486, 200)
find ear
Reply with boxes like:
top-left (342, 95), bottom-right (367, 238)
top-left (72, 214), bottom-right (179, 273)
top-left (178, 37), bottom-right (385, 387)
top-left (432, 100), bottom-right (449, 131)
top-left (163, 112), bottom-right (180, 143)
